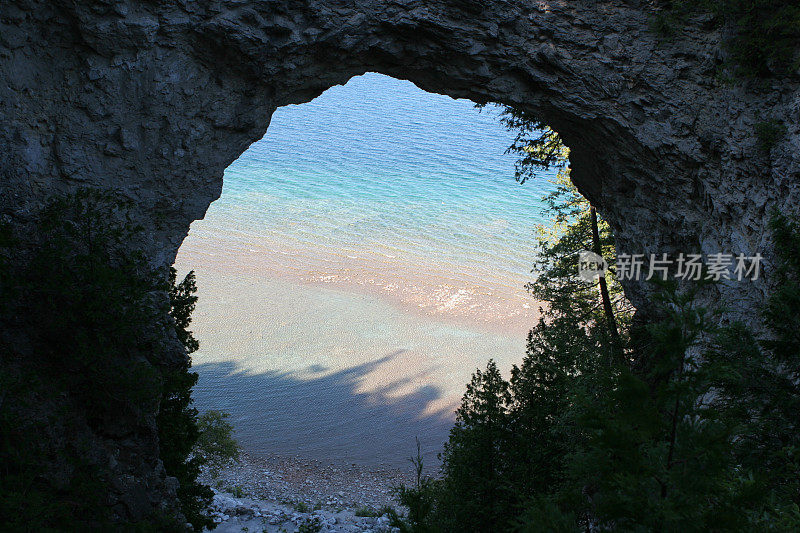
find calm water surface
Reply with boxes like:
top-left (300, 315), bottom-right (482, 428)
top-left (175, 73), bottom-right (558, 467)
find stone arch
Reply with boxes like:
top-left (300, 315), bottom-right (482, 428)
top-left (4, 1), bottom-right (794, 319)
top-left (2, 0), bottom-right (798, 520)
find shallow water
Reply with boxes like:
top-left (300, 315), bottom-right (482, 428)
top-left (174, 72), bottom-right (558, 467)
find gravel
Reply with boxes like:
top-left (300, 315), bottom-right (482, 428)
top-left (199, 452), bottom-right (419, 532)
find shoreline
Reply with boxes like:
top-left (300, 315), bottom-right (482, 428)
top-left (175, 228), bottom-right (541, 339)
top-left (201, 451), bottom-right (417, 531)
top-left (175, 220), bottom-right (539, 471)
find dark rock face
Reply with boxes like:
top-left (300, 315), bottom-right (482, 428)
top-left (1, 0), bottom-right (798, 522)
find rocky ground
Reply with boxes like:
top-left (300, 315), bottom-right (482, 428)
top-left (201, 452), bottom-right (418, 532)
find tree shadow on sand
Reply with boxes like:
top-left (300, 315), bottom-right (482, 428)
top-left (191, 349), bottom-right (456, 469)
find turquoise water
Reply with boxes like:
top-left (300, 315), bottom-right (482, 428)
top-left (207, 72), bottom-right (556, 286)
top-left (176, 73), bottom-right (558, 467)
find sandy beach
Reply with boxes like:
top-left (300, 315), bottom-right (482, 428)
top-left (174, 247), bottom-right (536, 469)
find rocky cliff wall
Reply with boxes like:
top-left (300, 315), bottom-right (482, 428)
top-left (3, 0), bottom-right (799, 320)
top-left (1, 0), bottom-right (798, 523)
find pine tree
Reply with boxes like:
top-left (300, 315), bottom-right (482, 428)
top-left (437, 360), bottom-right (511, 532)
top-left (158, 268), bottom-right (214, 531)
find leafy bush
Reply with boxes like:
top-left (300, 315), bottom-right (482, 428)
top-left (297, 516), bottom-right (323, 533)
top-left (223, 484), bottom-right (246, 498)
top-left (355, 504), bottom-right (396, 517)
top-left (196, 410), bottom-right (241, 463)
top-left (388, 439), bottom-right (441, 533)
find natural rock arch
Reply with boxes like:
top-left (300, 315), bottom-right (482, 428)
top-left (1, 0), bottom-right (798, 520)
top-left (4, 0), bottom-right (798, 315)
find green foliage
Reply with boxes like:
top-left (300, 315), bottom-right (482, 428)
top-left (171, 268), bottom-right (201, 355)
top-left (388, 439), bottom-right (441, 533)
top-left (738, 213), bottom-right (800, 518)
top-left (297, 516), bottom-right (323, 533)
top-left (389, 108), bottom-right (623, 532)
top-left (515, 496), bottom-right (579, 533)
top-left (423, 207), bottom-right (800, 530)
top-left (161, 267), bottom-right (215, 531)
top-left (755, 119), bottom-right (788, 152)
top-left (403, 103), bottom-right (800, 529)
top-left (0, 366), bottom-right (116, 530)
top-left (0, 190), bottom-right (213, 530)
top-left (426, 269), bottom-right (625, 532)
top-left (488, 104), bottom-right (629, 328)
top-left (378, 504), bottom-right (396, 516)
top-left (650, 9), bottom-right (681, 39)
top-left (214, 479), bottom-right (246, 498)
top-left (227, 484), bottom-right (246, 498)
top-left (18, 190), bottom-right (163, 422)
top-left (561, 287), bottom-right (756, 530)
top-left (655, 0), bottom-right (800, 77)
top-left (0, 190), bottom-right (164, 529)
top-left (723, 0), bottom-right (800, 77)
top-left (196, 410), bottom-right (241, 464)
top-left (763, 213), bottom-right (800, 359)
top-left (492, 106), bottom-right (569, 185)
top-left (528, 170), bottom-right (630, 327)
top-left (356, 503), bottom-right (396, 518)
top-left (435, 360), bottom-right (510, 531)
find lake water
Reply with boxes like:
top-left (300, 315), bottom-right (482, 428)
top-left (174, 73), bottom-right (557, 468)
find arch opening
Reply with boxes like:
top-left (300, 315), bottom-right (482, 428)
top-left (173, 72), bottom-right (564, 470)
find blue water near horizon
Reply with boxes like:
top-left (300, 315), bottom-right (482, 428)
top-left (210, 72), bottom-right (559, 282)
